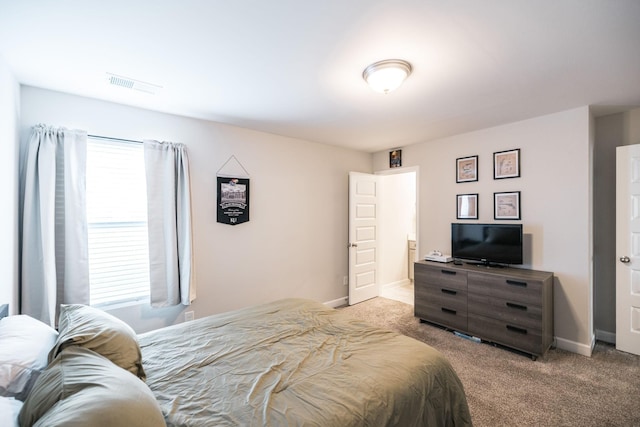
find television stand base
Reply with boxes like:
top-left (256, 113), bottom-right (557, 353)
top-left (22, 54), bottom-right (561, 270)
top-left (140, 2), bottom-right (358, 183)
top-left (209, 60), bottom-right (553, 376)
top-left (466, 261), bottom-right (507, 268)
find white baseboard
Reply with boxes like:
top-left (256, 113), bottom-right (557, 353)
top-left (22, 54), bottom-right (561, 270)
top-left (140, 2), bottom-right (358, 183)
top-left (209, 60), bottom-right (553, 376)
top-left (595, 329), bottom-right (616, 344)
top-left (324, 296), bottom-right (348, 308)
top-left (554, 334), bottom-right (595, 357)
top-left (381, 279), bottom-right (411, 289)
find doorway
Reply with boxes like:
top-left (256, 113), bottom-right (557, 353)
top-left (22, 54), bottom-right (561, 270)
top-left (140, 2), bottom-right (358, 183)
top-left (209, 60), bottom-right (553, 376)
top-left (348, 167), bottom-right (419, 305)
top-left (616, 144), bottom-right (640, 356)
top-left (377, 168), bottom-right (418, 306)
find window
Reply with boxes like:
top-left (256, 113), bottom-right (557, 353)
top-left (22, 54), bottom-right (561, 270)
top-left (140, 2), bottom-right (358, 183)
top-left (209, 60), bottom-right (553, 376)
top-left (86, 137), bottom-right (150, 306)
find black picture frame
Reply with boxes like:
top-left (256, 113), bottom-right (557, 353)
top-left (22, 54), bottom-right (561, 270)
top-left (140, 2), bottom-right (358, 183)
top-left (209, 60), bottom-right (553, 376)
top-left (389, 149), bottom-right (402, 168)
top-left (457, 193), bottom-right (479, 219)
top-left (456, 155), bottom-right (478, 183)
top-left (494, 191), bottom-right (521, 220)
top-left (493, 149), bottom-right (520, 179)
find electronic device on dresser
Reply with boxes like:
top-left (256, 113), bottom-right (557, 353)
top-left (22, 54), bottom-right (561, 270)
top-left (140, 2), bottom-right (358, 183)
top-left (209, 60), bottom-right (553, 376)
top-left (451, 222), bottom-right (523, 267)
top-left (425, 250), bottom-right (453, 263)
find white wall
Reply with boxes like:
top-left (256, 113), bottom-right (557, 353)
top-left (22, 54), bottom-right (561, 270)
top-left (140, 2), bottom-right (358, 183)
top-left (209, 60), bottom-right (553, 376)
top-left (373, 107), bottom-right (593, 355)
top-left (20, 86), bottom-right (371, 332)
top-left (378, 171), bottom-right (416, 288)
top-left (0, 56), bottom-right (19, 314)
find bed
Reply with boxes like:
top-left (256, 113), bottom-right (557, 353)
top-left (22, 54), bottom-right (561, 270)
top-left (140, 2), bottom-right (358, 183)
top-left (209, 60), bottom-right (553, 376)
top-left (6, 298), bottom-right (472, 426)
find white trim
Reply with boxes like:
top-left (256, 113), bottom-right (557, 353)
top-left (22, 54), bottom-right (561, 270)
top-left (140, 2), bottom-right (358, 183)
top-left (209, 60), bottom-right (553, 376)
top-left (324, 296), bottom-right (348, 308)
top-left (554, 334), bottom-right (595, 357)
top-left (595, 329), bottom-right (616, 344)
top-left (381, 279), bottom-right (412, 290)
top-left (375, 165), bottom-right (419, 177)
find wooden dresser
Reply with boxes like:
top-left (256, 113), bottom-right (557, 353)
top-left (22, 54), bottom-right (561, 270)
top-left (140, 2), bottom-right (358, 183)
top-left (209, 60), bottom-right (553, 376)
top-left (414, 260), bottom-right (554, 360)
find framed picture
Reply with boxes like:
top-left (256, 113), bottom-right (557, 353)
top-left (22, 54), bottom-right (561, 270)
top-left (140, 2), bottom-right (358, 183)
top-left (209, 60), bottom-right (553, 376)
top-left (493, 149), bottom-right (520, 179)
top-left (389, 149), bottom-right (402, 168)
top-left (457, 193), bottom-right (478, 219)
top-left (456, 155), bottom-right (478, 183)
top-left (494, 191), bottom-right (521, 220)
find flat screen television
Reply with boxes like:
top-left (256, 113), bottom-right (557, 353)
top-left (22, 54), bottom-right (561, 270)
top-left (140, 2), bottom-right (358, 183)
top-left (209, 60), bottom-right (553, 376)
top-left (451, 223), bottom-right (523, 266)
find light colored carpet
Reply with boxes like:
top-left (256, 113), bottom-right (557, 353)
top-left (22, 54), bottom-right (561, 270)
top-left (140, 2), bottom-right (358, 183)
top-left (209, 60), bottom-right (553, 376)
top-left (339, 297), bottom-right (640, 427)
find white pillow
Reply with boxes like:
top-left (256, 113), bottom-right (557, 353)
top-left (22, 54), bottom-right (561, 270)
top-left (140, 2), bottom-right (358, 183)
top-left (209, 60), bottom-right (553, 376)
top-left (0, 396), bottom-right (23, 427)
top-left (0, 315), bottom-right (58, 401)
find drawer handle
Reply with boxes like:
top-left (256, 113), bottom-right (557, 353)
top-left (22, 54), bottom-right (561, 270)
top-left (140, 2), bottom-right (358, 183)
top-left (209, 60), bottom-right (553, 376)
top-left (441, 270), bottom-right (457, 275)
top-left (506, 302), bottom-right (528, 311)
top-left (441, 289), bottom-right (457, 295)
top-left (506, 325), bottom-right (528, 335)
top-left (441, 308), bottom-right (457, 315)
top-left (506, 279), bottom-right (527, 287)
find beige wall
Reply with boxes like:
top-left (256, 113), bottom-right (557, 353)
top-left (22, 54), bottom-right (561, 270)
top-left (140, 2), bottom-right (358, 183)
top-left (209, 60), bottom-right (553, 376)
top-left (622, 109), bottom-right (640, 146)
top-left (19, 86), bottom-right (372, 332)
top-left (373, 107), bottom-right (594, 354)
top-left (0, 57), bottom-right (19, 314)
top-left (13, 82), bottom-right (626, 355)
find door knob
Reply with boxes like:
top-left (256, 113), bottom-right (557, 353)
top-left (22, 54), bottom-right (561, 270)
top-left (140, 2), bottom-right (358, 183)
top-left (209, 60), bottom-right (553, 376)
top-left (348, 243), bottom-right (358, 248)
top-left (620, 256), bottom-right (631, 263)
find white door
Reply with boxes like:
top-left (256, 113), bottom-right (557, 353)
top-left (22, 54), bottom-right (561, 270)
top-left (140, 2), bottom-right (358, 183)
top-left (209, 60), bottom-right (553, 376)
top-left (348, 172), bottom-right (379, 305)
top-left (616, 144), bottom-right (640, 356)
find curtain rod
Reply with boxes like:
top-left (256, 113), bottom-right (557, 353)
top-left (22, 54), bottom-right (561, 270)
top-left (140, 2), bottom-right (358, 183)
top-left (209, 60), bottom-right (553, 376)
top-left (87, 134), bottom-right (143, 144)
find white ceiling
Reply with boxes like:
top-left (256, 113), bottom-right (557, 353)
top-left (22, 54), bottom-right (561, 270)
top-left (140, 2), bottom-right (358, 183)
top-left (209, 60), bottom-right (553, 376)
top-left (1, 0), bottom-right (639, 153)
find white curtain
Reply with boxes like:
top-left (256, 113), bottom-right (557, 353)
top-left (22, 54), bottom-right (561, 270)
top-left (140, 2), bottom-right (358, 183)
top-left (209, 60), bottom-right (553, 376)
top-left (144, 140), bottom-right (196, 307)
top-left (21, 125), bottom-right (89, 326)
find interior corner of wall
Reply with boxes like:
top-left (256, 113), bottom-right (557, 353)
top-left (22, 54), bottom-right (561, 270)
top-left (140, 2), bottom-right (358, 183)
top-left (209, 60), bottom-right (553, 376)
top-left (554, 335), bottom-right (594, 357)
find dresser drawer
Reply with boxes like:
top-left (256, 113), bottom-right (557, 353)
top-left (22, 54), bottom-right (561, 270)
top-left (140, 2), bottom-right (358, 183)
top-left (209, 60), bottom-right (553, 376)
top-left (467, 272), bottom-right (542, 305)
top-left (415, 301), bottom-right (468, 331)
top-left (467, 313), bottom-right (541, 355)
top-left (468, 293), bottom-right (542, 331)
top-left (416, 284), bottom-right (467, 312)
top-left (415, 265), bottom-right (467, 291)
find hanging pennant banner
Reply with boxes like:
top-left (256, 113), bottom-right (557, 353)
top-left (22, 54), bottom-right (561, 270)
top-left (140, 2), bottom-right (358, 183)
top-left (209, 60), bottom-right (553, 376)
top-left (217, 177), bottom-right (250, 225)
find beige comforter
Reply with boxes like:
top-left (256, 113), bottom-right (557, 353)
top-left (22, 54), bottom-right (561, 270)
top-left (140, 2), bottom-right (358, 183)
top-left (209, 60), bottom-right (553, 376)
top-left (139, 298), bottom-right (472, 426)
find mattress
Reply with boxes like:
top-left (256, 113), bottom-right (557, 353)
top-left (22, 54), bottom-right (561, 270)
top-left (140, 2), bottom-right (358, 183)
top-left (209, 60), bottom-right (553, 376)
top-left (139, 298), bottom-right (472, 426)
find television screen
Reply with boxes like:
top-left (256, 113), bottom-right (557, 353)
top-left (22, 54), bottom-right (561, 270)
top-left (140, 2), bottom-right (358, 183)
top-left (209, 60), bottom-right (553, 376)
top-left (451, 223), bottom-right (523, 265)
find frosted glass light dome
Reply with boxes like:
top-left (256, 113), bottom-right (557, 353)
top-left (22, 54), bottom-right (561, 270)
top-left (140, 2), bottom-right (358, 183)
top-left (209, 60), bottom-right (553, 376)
top-left (363, 59), bottom-right (412, 94)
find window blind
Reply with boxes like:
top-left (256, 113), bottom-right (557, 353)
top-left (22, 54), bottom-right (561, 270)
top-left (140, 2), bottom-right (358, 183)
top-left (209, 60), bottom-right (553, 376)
top-left (86, 138), bottom-right (150, 306)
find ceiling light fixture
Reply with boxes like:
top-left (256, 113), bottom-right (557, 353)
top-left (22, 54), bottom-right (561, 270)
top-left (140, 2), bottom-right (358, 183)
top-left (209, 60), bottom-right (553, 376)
top-left (362, 59), bottom-right (412, 94)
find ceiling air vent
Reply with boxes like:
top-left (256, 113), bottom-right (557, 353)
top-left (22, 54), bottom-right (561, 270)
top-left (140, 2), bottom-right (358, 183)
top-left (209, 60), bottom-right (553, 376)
top-left (107, 73), bottom-right (162, 94)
